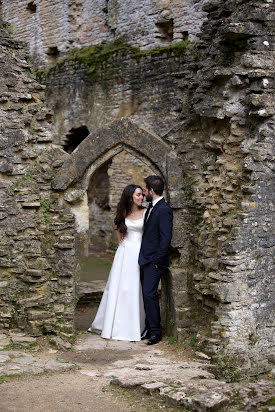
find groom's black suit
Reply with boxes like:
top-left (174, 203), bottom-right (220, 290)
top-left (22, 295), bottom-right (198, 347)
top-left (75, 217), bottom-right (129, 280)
top-left (138, 198), bottom-right (173, 336)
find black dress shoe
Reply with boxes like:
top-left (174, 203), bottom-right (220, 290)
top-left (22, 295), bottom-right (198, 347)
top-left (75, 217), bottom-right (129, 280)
top-left (147, 334), bottom-right (162, 345)
top-left (141, 329), bottom-right (151, 340)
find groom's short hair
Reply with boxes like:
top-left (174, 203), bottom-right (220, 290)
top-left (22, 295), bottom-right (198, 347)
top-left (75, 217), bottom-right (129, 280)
top-left (144, 175), bottom-right (164, 195)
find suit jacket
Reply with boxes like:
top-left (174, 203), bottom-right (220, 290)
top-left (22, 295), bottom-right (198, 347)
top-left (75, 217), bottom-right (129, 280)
top-left (138, 198), bottom-right (173, 267)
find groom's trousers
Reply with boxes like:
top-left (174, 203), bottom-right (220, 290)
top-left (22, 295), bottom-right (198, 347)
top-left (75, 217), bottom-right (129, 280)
top-left (140, 262), bottom-right (166, 336)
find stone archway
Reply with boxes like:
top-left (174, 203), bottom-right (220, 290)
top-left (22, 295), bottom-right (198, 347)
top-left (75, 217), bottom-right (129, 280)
top-left (53, 118), bottom-right (182, 196)
top-left (53, 118), bottom-right (183, 254)
top-left (53, 118), bottom-right (184, 334)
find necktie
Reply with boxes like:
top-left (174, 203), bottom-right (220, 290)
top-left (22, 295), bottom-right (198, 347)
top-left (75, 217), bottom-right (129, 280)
top-left (145, 202), bottom-right (153, 222)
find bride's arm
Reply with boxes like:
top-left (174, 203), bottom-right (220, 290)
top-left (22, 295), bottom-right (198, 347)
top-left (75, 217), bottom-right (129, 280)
top-left (115, 228), bottom-right (124, 244)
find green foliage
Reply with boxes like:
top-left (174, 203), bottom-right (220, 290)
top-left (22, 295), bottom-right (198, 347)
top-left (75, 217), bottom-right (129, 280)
top-left (183, 177), bottom-right (194, 200)
top-left (189, 336), bottom-right (197, 347)
top-left (16, 173), bottom-right (33, 184)
top-left (43, 214), bottom-right (51, 224)
top-left (10, 173), bottom-right (34, 194)
top-left (0, 375), bottom-right (9, 383)
top-left (214, 353), bottom-right (241, 383)
top-left (27, 127), bottom-right (38, 135)
top-left (40, 199), bottom-right (51, 211)
top-left (136, 40), bottom-right (193, 59)
top-left (2, 21), bottom-right (13, 34)
top-left (265, 397), bottom-right (275, 406)
top-left (176, 335), bottom-right (198, 352)
top-left (40, 199), bottom-right (52, 224)
top-left (166, 336), bottom-right (176, 344)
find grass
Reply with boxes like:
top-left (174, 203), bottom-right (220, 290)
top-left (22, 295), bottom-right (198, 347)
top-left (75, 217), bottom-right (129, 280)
top-left (104, 384), bottom-right (190, 411)
top-left (0, 371), bottom-right (53, 385)
top-left (55, 357), bottom-right (74, 364)
top-left (1, 342), bottom-right (40, 352)
top-left (0, 374), bottom-right (22, 384)
top-left (265, 396), bottom-right (275, 406)
top-left (166, 336), bottom-right (176, 344)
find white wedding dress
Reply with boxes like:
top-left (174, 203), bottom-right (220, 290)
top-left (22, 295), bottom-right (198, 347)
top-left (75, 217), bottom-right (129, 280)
top-left (90, 214), bottom-right (146, 341)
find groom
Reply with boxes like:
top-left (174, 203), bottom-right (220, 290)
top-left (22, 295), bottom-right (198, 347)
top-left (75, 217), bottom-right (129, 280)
top-left (139, 175), bottom-right (173, 345)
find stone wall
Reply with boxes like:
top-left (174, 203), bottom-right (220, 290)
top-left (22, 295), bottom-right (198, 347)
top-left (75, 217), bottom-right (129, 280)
top-left (1, 0), bottom-right (208, 67)
top-left (175, 0), bottom-right (275, 373)
top-left (41, 44), bottom-right (190, 149)
top-left (0, 21), bottom-right (76, 342)
top-left (108, 150), bottom-right (154, 210)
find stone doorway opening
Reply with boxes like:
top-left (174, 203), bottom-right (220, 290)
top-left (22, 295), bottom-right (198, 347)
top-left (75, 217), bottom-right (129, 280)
top-left (53, 119), bottom-right (183, 337)
top-left (75, 149), bottom-right (158, 332)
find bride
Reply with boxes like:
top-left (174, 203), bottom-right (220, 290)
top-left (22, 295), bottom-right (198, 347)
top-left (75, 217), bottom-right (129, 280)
top-left (88, 184), bottom-right (146, 341)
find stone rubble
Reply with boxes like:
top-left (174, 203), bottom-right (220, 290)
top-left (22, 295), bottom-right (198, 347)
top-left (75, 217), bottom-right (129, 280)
top-left (0, 331), bottom-right (75, 378)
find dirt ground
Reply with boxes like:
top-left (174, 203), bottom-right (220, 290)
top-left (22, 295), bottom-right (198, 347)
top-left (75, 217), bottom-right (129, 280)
top-left (0, 334), bottom-right (186, 412)
top-left (1, 331), bottom-right (273, 412)
top-left (0, 371), bottom-right (184, 412)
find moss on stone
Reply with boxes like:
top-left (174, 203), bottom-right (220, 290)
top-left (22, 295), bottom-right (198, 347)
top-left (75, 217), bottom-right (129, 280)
top-left (38, 39), bottom-right (193, 82)
top-left (183, 177), bottom-right (194, 200)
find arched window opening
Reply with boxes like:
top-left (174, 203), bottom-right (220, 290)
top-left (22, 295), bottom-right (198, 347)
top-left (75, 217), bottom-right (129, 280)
top-left (63, 126), bottom-right (90, 153)
top-left (26, 1), bottom-right (37, 13)
top-left (182, 31), bottom-right (189, 41)
top-left (155, 19), bottom-right (174, 42)
top-left (46, 46), bottom-right (60, 63)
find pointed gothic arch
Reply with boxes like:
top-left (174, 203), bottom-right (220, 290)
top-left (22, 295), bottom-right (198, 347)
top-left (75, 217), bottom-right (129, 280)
top-left (52, 118), bottom-right (182, 199)
top-left (53, 117), bottom-right (183, 258)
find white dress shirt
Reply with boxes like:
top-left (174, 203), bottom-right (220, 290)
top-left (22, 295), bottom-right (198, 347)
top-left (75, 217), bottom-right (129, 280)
top-left (147, 196), bottom-right (163, 220)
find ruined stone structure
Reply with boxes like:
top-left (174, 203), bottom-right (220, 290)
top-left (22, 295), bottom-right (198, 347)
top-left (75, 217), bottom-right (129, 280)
top-left (1, 0), bottom-right (208, 67)
top-left (0, 0), bottom-right (274, 375)
top-left (0, 21), bottom-right (75, 341)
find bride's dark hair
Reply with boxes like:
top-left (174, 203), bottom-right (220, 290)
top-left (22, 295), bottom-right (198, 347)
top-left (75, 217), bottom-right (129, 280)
top-left (114, 184), bottom-right (143, 234)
